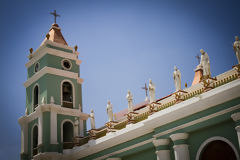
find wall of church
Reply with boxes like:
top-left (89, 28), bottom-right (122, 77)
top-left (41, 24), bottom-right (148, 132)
top-left (78, 97), bottom-right (240, 160)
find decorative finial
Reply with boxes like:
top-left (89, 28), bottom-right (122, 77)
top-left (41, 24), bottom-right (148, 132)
top-left (28, 48), bottom-right (33, 59)
top-left (29, 48), bottom-right (33, 54)
top-left (185, 82), bottom-right (187, 88)
top-left (46, 33), bottom-right (50, 40)
top-left (50, 10), bottom-right (60, 24)
top-left (74, 45), bottom-right (78, 51)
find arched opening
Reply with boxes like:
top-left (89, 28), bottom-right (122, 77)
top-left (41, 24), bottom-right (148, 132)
top-left (63, 121), bottom-right (74, 149)
top-left (33, 85), bottom-right (39, 109)
top-left (32, 126), bottom-right (38, 156)
top-left (62, 82), bottom-right (73, 108)
top-left (200, 140), bottom-right (237, 160)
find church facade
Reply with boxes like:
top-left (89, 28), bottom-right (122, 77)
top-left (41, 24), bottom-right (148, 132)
top-left (19, 21), bottom-right (240, 160)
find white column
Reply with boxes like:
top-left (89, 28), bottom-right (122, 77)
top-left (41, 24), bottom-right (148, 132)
top-left (231, 112), bottom-right (240, 149)
top-left (50, 110), bottom-right (58, 144)
top-left (152, 138), bottom-right (171, 160)
top-left (19, 117), bottom-right (28, 154)
top-left (74, 118), bottom-right (79, 137)
top-left (38, 113), bottom-right (43, 145)
top-left (79, 120), bottom-right (84, 137)
top-left (170, 133), bottom-right (190, 160)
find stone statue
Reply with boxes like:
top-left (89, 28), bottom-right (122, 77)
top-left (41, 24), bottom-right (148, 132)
top-left (106, 100), bottom-right (113, 122)
top-left (126, 90), bottom-right (133, 113)
top-left (89, 109), bottom-right (96, 129)
top-left (173, 66), bottom-right (181, 91)
top-left (200, 49), bottom-right (211, 77)
top-left (233, 36), bottom-right (240, 64)
top-left (149, 79), bottom-right (156, 103)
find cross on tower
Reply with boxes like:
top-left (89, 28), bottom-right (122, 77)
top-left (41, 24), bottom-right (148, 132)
top-left (50, 10), bottom-right (60, 24)
top-left (141, 83), bottom-right (148, 97)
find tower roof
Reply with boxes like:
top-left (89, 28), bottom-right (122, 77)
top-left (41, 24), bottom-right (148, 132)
top-left (46, 23), bottom-right (68, 46)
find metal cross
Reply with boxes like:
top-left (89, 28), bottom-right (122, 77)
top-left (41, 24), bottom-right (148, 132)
top-left (141, 83), bottom-right (148, 97)
top-left (50, 10), bottom-right (60, 24)
top-left (195, 54), bottom-right (200, 64)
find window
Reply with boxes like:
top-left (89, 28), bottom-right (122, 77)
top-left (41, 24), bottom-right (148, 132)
top-left (62, 82), bottom-right (73, 108)
top-left (63, 121), bottom-right (74, 149)
top-left (61, 59), bottom-right (72, 70)
top-left (34, 62), bottom-right (40, 73)
top-left (33, 85), bottom-right (39, 109)
top-left (32, 126), bottom-right (38, 156)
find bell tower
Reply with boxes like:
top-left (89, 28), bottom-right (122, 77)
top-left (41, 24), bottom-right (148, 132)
top-left (18, 15), bottom-right (89, 160)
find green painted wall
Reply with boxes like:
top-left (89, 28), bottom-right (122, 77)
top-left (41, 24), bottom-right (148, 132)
top-left (122, 147), bottom-right (156, 160)
top-left (57, 114), bottom-right (75, 151)
top-left (27, 53), bottom-right (79, 79)
top-left (188, 120), bottom-right (239, 160)
top-left (26, 74), bottom-right (82, 114)
top-left (79, 98), bottom-right (240, 160)
top-left (26, 77), bottom-right (47, 114)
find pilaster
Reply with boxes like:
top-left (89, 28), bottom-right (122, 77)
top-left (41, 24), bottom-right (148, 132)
top-left (152, 138), bottom-right (171, 160)
top-left (170, 133), bottom-right (190, 160)
top-left (50, 108), bottom-right (58, 144)
top-left (231, 112), bottom-right (240, 149)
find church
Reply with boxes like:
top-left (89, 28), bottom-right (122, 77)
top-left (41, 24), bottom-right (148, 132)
top-left (19, 12), bottom-right (240, 160)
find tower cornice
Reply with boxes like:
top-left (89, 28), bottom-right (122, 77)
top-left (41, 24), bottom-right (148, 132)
top-left (26, 40), bottom-right (79, 69)
top-left (24, 66), bottom-right (84, 88)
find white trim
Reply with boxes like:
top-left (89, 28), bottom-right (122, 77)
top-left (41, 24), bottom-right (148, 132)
top-left (61, 79), bottom-right (75, 108)
top-left (61, 119), bottom-right (74, 143)
top-left (76, 59), bottom-right (82, 65)
top-left (24, 67), bottom-right (80, 88)
top-left (31, 123), bottom-right (38, 158)
top-left (61, 59), bottom-right (72, 71)
top-left (50, 110), bottom-right (58, 144)
top-left (231, 112), bottom-right (240, 122)
top-left (195, 136), bottom-right (240, 160)
top-left (152, 138), bottom-right (170, 147)
top-left (32, 83), bottom-right (40, 112)
top-left (170, 133), bottom-right (189, 141)
top-left (19, 104), bottom-right (89, 123)
top-left (93, 138), bottom-right (154, 160)
top-left (153, 104), bottom-right (240, 138)
top-left (26, 40), bottom-right (75, 68)
top-left (62, 79), bottom-right (240, 160)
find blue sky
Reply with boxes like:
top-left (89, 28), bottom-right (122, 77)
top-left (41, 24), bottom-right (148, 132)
top-left (0, 0), bottom-right (239, 159)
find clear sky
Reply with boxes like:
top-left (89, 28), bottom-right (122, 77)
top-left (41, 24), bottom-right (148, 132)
top-left (0, 0), bottom-right (239, 159)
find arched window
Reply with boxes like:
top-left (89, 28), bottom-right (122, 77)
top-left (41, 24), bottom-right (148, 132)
top-left (200, 140), bottom-right (237, 160)
top-left (63, 121), bottom-right (74, 149)
top-left (33, 85), bottom-right (39, 109)
top-left (32, 126), bottom-right (38, 156)
top-left (62, 82), bottom-right (73, 108)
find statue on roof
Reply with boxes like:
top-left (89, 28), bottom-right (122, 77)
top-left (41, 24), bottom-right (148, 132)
top-left (173, 66), bottom-right (181, 91)
top-left (233, 36), bottom-right (240, 64)
top-left (89, 109), bottom-right (96, 129)
top-left (200, 49), bottom-right (211, 78)
top-left (107, 100), bottom-right (113, 122)
top-left (149, 79), bottom-right (156, 103)
top-left (126, 90), bottom-right (133, 113)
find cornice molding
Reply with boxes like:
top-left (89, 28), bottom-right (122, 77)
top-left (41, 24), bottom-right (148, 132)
top-left (18, 104), bottom-right (89, 125)
top-left (24, 67), bottom-right (83, 88)
top-left (26, 40), bottom-right (78, 68)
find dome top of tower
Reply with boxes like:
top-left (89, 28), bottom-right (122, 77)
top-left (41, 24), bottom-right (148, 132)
top-left (45, 23), bottom-right (68, 46)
